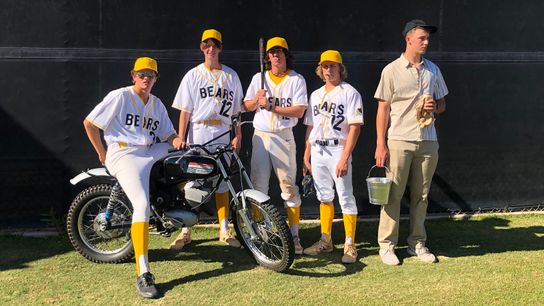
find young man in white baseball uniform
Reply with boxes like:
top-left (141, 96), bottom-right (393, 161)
top-left (302, 50), bottom-right (363, 263)
top-left (171, 29), bottom-right (243, 249)
top-left (243, 37), bottom-right (307, 255)
top-left (84, 57), bottom-right (183, 299)
top-left (374, 20), bottom-right (448, 265)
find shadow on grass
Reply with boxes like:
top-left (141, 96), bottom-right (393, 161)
top-left (296, 216), bottom-right (544, 261)
top-left (428, 216), bottom-right (544, 258)
top-left (0, 235), bottom-right (72, 271)
top-left (2, 216), bottom-right (542, 277)
top-left (149, 238), bottom-right (257, 295)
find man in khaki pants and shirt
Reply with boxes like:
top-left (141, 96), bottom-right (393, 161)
top-left (374, 19), bottom-right (448, 265)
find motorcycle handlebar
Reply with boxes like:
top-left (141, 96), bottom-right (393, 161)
top-left (168, 120), bottom-right (253, 154)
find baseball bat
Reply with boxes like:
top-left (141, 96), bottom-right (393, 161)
top-left (259, 37), bottom-right (265, 89)
top-left (258, 37), bottom-right (266, 110)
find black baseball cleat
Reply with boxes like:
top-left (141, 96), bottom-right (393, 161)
top-left (136, 272), bottom-right (159, 299)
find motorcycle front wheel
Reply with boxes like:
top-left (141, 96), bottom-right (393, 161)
top-left (66, 184), bottom-right (134, 263)
top-left (232, 197), bottom-right (294, 272)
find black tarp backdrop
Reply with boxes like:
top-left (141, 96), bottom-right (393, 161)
top-left (1, 0), bottom-right (543, 221)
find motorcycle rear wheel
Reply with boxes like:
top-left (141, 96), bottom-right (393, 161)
top-left (67, 184), bottom-right (134, 263)
top-left (232, 198), bottom-right (294, 272)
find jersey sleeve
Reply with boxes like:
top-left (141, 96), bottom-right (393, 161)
top-left (156, 99), bottom-right (176, 142)
top-left (232, 72), bottom-right (244, 115)
top-left (85, 90), bottom-right (123, 130)
top-left (374, 65), bottom-right (393, 102)
top-left (292, 75), bottom-right (308, 107)
top-left (172, 71), bottom-right (194, 113)
top-left (244, 73), bottom-right (260, 102)
top-left (347, 90), bottom-right (364, 125)
top-left (303, 92), bottom-right (315, 126)
top-left (433, 66), bottom-right (449, 100)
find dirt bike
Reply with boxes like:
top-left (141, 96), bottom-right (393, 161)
top-left (66, 120), bottom-right (294, 272)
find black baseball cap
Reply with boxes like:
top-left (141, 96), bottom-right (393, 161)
top-left (402, 19), bottom-right (437, 36)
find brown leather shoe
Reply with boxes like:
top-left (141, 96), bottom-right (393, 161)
top-left (341, 243), bottom-right (357, 264)
top-left (170, 230), bottom-right (191, 251)
top-left (303, 238), bottom-right (333, 256)
top-left (219, 230), bottom-right (241, 247)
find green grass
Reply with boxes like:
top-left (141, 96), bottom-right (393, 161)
top-left (1, 213), bottom-right (543, 305)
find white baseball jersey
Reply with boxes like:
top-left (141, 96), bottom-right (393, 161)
top-left (86, 86), bottom-right (176, 146)
top-left (304, 82), bottom-right (364, 143)
top-left (172, 63), bottom-right (243, 124)
top-left (245, 70), bottom-right (308, 132)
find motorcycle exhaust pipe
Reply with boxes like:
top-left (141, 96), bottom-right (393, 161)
top-left (163, 209), bottom-right (199, 228)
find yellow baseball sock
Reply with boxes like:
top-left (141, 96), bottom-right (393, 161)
top-left (131, 221), bottom-right (149, 276)
top-left (286, 207), bottom-right (300, 236)
top-left (215, 192), bottom-right (229, 233)
top-left (320, 202), bottom-right (334, 241)
top-left (343, 213), bottom-right (357, 245)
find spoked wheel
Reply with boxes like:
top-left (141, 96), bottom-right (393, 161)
top-left (232, 198), bottom-right (294, 272)
top-left (67, 184), bottom-right (134, 263)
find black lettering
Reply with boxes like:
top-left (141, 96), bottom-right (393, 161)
top-left (321, 101), bottom-right (329, 112)
top-left (215, 88), bottom-right (222, 98)
top-left (146, 118), bottom-right (154, 129)
top-left (199, 88), bottom-right (207, 98)
top-left (229, 90), bottom-right (234, 101)
top-left (222, 88), bottom-right (228, 100)
top-left (338, 104), bottom-right (345, 115)
top-left (329, 103), bottom-right (337, 114)
top-left (125, 114), bottom-right (133, 126)
top-left (152, 120), bottom-right (159, 131)
top-left (313, 105), bottom-right (319, 116)
top-left (134, 115), bottom-right (140, 127)
top-left (207, 86), bottom-right (213, 97)
top-left (287, 98), bottom-right (292, 106)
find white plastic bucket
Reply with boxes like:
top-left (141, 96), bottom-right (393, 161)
top-left (366, 166), bottom-right (391, 205)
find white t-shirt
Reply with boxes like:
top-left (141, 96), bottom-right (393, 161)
top-left (304, 82), bottom-right (364, 142)
top-left (172, 63), bottom-right (243, 124)
top-left (86, 86), bottom-right (175, 146)
top-left (244, 70), bottom-right (308, 132)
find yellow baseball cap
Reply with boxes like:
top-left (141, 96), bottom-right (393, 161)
top-left (133, 57), bottom-right (158, 73)
top-left (201, 29), bottom-right (222, 43)
top-left (319, 50), bottom-right (342, 64)
top-left (266, 37), bottom-right (288, 52)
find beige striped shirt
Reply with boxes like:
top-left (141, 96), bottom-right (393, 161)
top-left (374, 54), bottom-right (448, 141)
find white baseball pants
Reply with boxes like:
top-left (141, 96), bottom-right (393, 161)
top-left (105, 142), bottom-right (171, 223)
top-left (311, 144), bottom-right (357, 215)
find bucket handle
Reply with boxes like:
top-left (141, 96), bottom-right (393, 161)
top-left (367, 165), bottom-right (389, 179)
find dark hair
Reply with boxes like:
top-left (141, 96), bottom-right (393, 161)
top-left (264, 48), bottom-right (294, 71)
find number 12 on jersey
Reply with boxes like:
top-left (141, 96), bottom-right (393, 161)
top-left (219, 99), bottom-right (232, 117)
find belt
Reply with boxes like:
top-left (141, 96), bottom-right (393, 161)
top-left (315, 139), bottom-right (340, 146)
top-left (197, 119), bottom-right (223, 126)
top-left (117, 142), bottom-right (149, 148)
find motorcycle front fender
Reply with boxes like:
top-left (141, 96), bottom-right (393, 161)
top-left (70, 168), bottom-right (114, 186)
top-left (235, 189), bottom-right (270, 204)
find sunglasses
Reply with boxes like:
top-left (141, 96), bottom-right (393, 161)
top-left (202, 39), bottom-right (222, 49)
top-left (135, 71), bottom-right (157, 79)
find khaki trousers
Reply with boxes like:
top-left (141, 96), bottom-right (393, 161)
top-left (378, 140), bottom-right (439, 250)
top-left (250, 129), bottom-right (301, 208)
